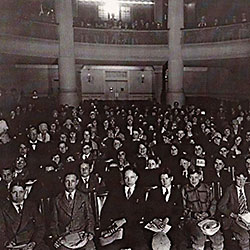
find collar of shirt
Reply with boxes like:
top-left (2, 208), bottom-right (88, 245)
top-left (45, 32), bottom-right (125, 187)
top-left (15, 169), bottom-right (23, 174)
top-left (125, 185), bottom-right (136, 196)
top-left (12, 201), bottom-right (24, 212)
top-left (29, 140), bottom-right (38, 144)
top-left (81, 176), bottom-right (90, 183)
top-left (162, 186), bottom-right (171, 202)
top-left (65, 189), bottom-right (76, 200)
top-left (82, 153), bottom-right (90, 159)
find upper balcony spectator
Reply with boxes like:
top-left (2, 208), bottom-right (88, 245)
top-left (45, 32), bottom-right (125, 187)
top-left (198, 16), bottom-right (207, 28)
top-left (241, 12), bottom-right (247, 23)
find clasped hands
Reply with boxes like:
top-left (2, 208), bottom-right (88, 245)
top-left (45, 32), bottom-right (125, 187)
top-left (194, 212), bottom-right (209, 221)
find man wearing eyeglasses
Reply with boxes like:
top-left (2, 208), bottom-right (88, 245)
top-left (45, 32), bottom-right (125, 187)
top-left (218, 170), bottom-right (250, 250)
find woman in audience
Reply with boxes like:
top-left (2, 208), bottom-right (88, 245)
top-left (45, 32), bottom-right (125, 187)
top-left (2, 94), bottom-right (250, 249)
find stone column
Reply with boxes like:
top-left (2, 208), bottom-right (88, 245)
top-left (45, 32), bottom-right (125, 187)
top-left (166, 0), bottom-right (185, 106)
top-left (154, 0), bottom-right (164, 24)
top-left (55, 0), bottom-right (79, 107)
top-left (153, 66), bottom-right (163, 104)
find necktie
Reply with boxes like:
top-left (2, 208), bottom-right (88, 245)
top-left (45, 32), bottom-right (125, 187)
top-left (127, 188), bottom-right (132, 199)
top-left (17, 204), bottom-right (22, 214)
top-left (83, 178), bottom-right (88, 188)
top-left (68, 193), bottom-right (73, 202)
top-left (239, 189), bottom-right (248, 214)
top-left (164, 189), bottom-right (169, 202)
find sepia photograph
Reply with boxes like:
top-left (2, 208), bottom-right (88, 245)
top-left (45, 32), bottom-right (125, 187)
top-left (0, 0), bottom-right (250, 249)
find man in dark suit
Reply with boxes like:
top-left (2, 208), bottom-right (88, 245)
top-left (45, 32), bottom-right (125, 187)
top-left (218, 171), bottom-right (250, 250)
top-left (145, 167), bottom-right (183, 248)
top-left (50, 172), bottom-right (96, 250)
top-left (101, 166), bottom-right (149, 250)
top-left (0, 180), bottom-right (49, 250)
top-left (0, 167), bottom-right (13, 200)
top-left (77, 160), bottom-right (106, 194)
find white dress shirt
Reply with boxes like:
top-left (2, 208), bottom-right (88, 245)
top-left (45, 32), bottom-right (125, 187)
top-left (12, 201), bottom-right (24, 213)
top-left (65, 189), bottom-right (76, 200)
top-left (125, 185), bottom-right (136, 199)
top-left (162, 186), bottom-right (172, 202)
top-left (81, 176), bottom-right (90, 188)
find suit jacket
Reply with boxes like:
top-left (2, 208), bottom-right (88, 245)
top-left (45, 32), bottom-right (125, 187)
top-left (0, 181), bottom-right (9, 201)
top-left (77, 174), bottom-right (106, 194)
top-left (218, 183), bottom-right (250, 230)
top-left (101, 184), bottom-right (146, 246)
top-left (0, 200), bottom-right (46, 248)
top-left (145, 186), bottom-right (183, 226)
top-left (50, 190), bottom-right (95, 238)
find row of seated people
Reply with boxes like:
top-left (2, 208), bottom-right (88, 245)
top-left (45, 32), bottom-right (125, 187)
top-left (1, 160), bottom-right (250, 250)
top-left (185, 22), bottom-right (250, 44)
top-left (197, 13), bottom-right (248, 28)
top-left (74, 18), bottom-right (165, 30)
top-left (1, 100), bottom-right (250, 249)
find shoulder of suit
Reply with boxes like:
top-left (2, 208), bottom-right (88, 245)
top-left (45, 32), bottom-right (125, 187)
top-left (55, 192), bottom-right (65, 201)
top-left (76, 190), bottom-right (89, 200)
top-left (0, 199), bottom-right (10, 210)
top-left (244, 183), bottom-right (250, 190)
top-left (24, 200), bottom-right (37, 209)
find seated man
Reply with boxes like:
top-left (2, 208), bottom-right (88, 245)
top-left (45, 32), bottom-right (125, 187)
top-left (50, 172), bottom-right (96, 250)
top-left (0, 180), bottom-right (49, 250)
top-left (181, 166), bottom-right (224, 250)
top-left (218, 170), bottom-right (250, 250)
top-left (0, 167), bottom-right (13, 200)
top-left (77, 160), bottom-right (106, 194)
top-left (12, 156), bottom-right (30, 181)
top-left (100, 166), bottom-right (149, 250)
top-left (145, 167), bottom-right (183, 248)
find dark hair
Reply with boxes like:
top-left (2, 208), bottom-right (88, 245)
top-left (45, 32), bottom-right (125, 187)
top-left (159, 167), bottom-right (173, 178)
top-left (122, 166), bottom-right (139, 179)
top-left (1, 167), bottom-right (12, 173)
top-left (63, 172), bottom-right (79, 181)
top-left (9, 180), bottom-right (26, 192)
top-left (80, 159), bottom-right (93, 167)
top-left (188, 165), bottom-right (202, 177)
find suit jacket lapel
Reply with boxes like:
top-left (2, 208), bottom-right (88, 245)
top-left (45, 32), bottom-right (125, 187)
top-left (5, 203), bottom-right (22, 236)
top-left (232, 185), bottom-right (241, 212)
top-left (244, 185), bottom-right (250, 211)
top-left (58, 193), bottom-right (73, 217)
top-left (72, 191), bottom-right (83, 218)
top-left (17, 202), bottom-right (31, 234)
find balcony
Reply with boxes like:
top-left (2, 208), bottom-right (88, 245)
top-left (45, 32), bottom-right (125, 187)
top-left (0, 19), bottom-right (249, 64)
top-left (183, 22), bottom-right (250, 44)
top-left (74, 27), bottom-right (168, 45)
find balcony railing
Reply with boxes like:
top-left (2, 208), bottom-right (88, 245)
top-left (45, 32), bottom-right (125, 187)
top-left (183, 22), bottom-right (250, 44)
top-left (1, 18), bottom-right (249, 46)
top-left (0, 19), bottom-right (58, 40)
top-left (74, 27), bottom-right (168, 45)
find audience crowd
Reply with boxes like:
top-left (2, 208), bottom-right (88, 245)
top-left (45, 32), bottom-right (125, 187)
top-left (1, 94), bottom-right (250, 249)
